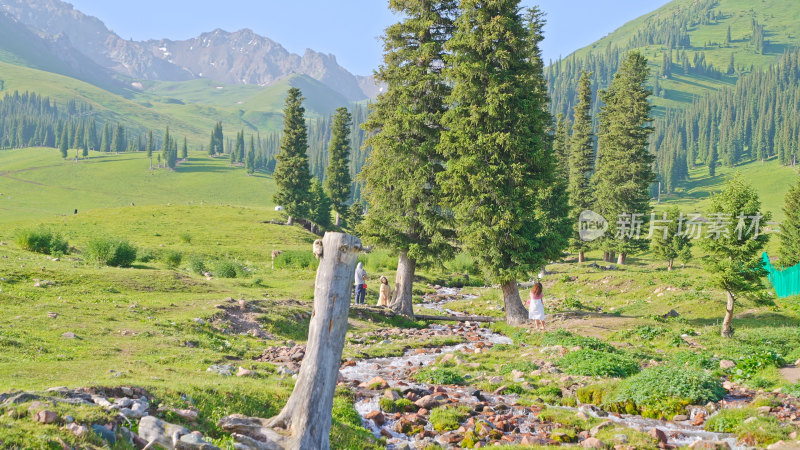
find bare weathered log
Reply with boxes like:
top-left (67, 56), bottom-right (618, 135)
top-left (264, 232), bottom-right (362, 449)
top-left (501, 279), bottom-right (529, 325)
top-left (414, 314), bottom-right (502, 323)
top-left (390, 251), bottom-right (415, 318)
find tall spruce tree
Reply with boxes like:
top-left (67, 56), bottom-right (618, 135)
top-left (591, 51), bottom-right (656, 265)
top-left (146, 130), bottom-right (154, 158)
top-left (100, 122), bottom-right (111, 152)
top-left (700, 174), bottom-right (770, 337)
top-left (568, 71), bottom-right (596, 263)
top-left (246, 135), bottom-right (256, 174)
top-left (59, 125), bottom-right (68, 158)
top-left (553, 113), bottom-right (571, 179)
top-left (358, 0), bottom-right (458, 318)
top-left (162, 126), bottom-right (171, 167)
top-left (324, 107), bottom-right (352, 227)
top-left (181, 137), bottom-right (188, 159)
top-left (273, 88), bottom-right (312, 225)
top-left (439, 4), bottom-right (570, 325)
top-left (309, 178), bottom-right (333, 229)
top-left (780, 177), bottom-right (800, 267)
top-left (650, 206), bottom-right (692, 270)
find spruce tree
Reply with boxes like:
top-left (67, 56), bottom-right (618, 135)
top-left (700, 174), bottom-right (771, 337)
top-left (273, 88), bottom-right (312, 225)
top-left (100, 122), bottom-right (111, 152)
top-left (162, 126), bottom-right (171, 167)
top-left (779, 177), bottom-right (800, 267)
top-left (181, 137), bottom-right (188, 160)
top-left (324, 107), bottom-right (352, 227)
top-left (650, 206), bottom-right (692, 271)
top-left (59, 125), bottom-right (68, 158)
top-left (309, 178), bottom-right (332, 229)
top-left (358, 0), bottom-right (458, 318)
top-left (237, 131), bottom-right (245, 164)
top-left (591, 51), bottom-right (656, 265)
top-left (246, 135), bottom-right (255, 174)
top-left (439, 4), bottom-right (570, 325)
top-left (553, 113), bottom-right (571, 179)
top-left (568, 71), bottom-right (596, 263)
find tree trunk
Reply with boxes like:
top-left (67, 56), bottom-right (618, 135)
top-left (390, 252), bottom-right (415, 318)
top-left (667, 259), bottom-right (673, 271)
top-left (602, 252), bottom-right (609, 262)
top-left (578, 252), bottom-right (585, 263)
top-left (610, 252), bottom-right (616, 263)
top-left (501, 280), bottom-right (529, 326)
top-left (721, 290), bottom-right (735, 338)
top-left (335, 212), bottom-right (341, 227)
top-left (617, 252), bottom-right (626, 265)
top-left (264, 232), bottom-right (362, 449)
top-left (287, 216), bottom-right (294, 226)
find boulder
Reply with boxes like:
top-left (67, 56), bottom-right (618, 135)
top-left (648, 428), bottom-right (668, 444)
top-left (66, 423), bottom-right (88, 438)
top-left (719, 360), bottom-right (736, 370)
top-left (582, 437), bottom-right (606, 448)
top-left (34, 410), bottom-right (58, 424)
top-left (176, 431), bottom-right (220, 450)
top-left (237, 367), bottom-right (254, 377)
top-left (139, 415), bottom-right (190, 449)
top-left (365, 410), bottom-right (385, 426)
top-left (589, 421), bottom-right (613, 437)
top-left (414, 395), bottom-right (439, 409)
top-left (673, 414), bottom-right (689, 422)
top-left (688, 441), bottom-right (731, 449)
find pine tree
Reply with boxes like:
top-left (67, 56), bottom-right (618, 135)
top-left (591, 51), bottom-right (656, 265)
top-left (700, 174), bottom-right (771, 337)
top-left (650, 206), bottom-right (692, 270)
top-left (358, 0), bottom-right (458, 318)
top-left (181, 137), bottom-right (188, 160)
top-left (726, 24), bottom-right (732, 46)
top-left (324, 107), bottom-right (352, 227)
top-left (100, 122), bottom-right (111, 152)
top-left (59, 125), bottom-right (68, 158)
top-left (162, 126), bottom-right (171, 167)
top-left (237, 131), bottom-right (245, 164)
top-left (309, 178), bottom-right (332, 229)
top-left (146, 130), bottom-right (154, 158)
top-left (273, 88), bottom-right (312, 225)
top-left (439, 4), bottom-right (570, 325)
top-left (553, 113), bottom-right (571, 179)
top-left (779, 177), bottom-right (800, 267)
top-left (246, 135), bottom-right (255, 174)
top-left (568, 71), bottom-right (596, 262)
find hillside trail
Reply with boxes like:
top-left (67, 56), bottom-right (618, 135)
top-left (341, 287), bottom-right (738, 449)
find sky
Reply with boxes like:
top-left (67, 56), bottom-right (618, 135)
top-left (66, 0), bottom-right (670, 76)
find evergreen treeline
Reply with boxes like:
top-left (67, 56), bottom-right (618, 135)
top-left (654, 49), bottom-right (800, 193)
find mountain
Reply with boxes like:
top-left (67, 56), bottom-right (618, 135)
top-left (0, 0), bottom-right (378, 101)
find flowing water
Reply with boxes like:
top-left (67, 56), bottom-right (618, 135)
top-left (343, 287), bottom-right (739, 449)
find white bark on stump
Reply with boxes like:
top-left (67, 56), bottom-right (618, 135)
top-left (501, 280), bottom-right (529, 326)
top-left (390, 251), bottom-right (415, 318)
top-left (578, 252), bottom-right (585, 263)
top-left (721, 290), bottom-right (735, 338)
top-left (263, 232), bottom-right (362, 449)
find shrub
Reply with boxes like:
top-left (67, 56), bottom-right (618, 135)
top-left (86, 238), bottom-right (137, 267)
top-left (537, 407), bottom-right (592, 430)
top-left (137, 249), bottom-right (156, 263)
top-left (705, 407), bottom-right (757, 433)
top-left (15, 228), bottom-right (68, 255)
top-left (162, 250), bottom-right (183, 269)
top-left (412, 367), bottom-right (465, 385)
top-left (541, 330), bottom-right (616, 353)
top-left (499, 361), bottom-right (539, 375)
top-left (731, 350), bottom-right (786, 382)
top-left (429, 406), bottom-right (469, 431)
top-left (558, 349), bottom-right (640, 378)
top-left (444, 253), bottom-right (479, 276)
top-left (577, 380), bottom-right (620, 405)
top-left (359, 250), bottom-right (398, 272)
top-left (188, 257), bottom-right (207, 275)
top-left (273, 250), bottom-right (318, 270)
top-left (213, 259), bottom-right (245, 278)
top-left (179, 232), bottom-right (192, 244)
top-left (608, 366), bottom-right (726, 418)
top-left (706, 408), bottom-right (793, 446)
top-left (671, 351), bottom-right (718, 370)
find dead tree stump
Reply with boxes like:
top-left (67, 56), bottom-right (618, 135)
top-left (220, 232), bottom-right (362, 449)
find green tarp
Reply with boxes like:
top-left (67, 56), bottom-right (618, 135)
top-left (763, 252), bottom-right (800, 298)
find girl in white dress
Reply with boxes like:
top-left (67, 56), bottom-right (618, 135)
top-left (528, 282), bottom-right (546, 330)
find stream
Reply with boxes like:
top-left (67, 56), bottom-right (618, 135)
top-left (341, 287), bottom-right (739, 449)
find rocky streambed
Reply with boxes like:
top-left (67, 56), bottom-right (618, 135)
top-left (338, 287), bottom-right (745, 450)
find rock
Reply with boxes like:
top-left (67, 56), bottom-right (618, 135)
top-left (92, 424), bottom-right (117, 445)
top-left (663, 309), bottom-right (680, 318)
top-left (277, 365), bottom-right (296, 377)
top-left (91, 395), bottom-right (113, 408)
top-left (692, 411), bottom-right (707, 426)
top-left (384, 390), bottom-right (402, 401)
top-left (648, 428), bottom-right (668, 444)
top-left (365, 410), bottom-right (385, 426)
top-left (757, 406), bottom-right (773, 414)
top-left (34, 410), bottom-right (58, 424)
top-left (366, 376), bottom-right (389, 390)
top-left (576, 411), bottom-right (590, 421)
top-left (722, 381), bottom-right (734, 390)
top-left (139, 416), bottom-right (190, 449)
top-left (237, 367), bottom-right (254, 377)
top-left (767, 441), bottom-right (800, 450)
top-left (511, 370), bottom-right (525, 381)
top-left (172, 409), bottom-right (198, 421)
top-left (115, 397), bottom-right (133, 408)
top-left (414, 395), bottom-right (439, 409)
top-left (590, 421), bottom-right (613, 436)
top-left (47, 312), bottom-right (58, 319)
top-left (64, 415), bottom-right (74, 424)
top-left (582, 437), bottom-right (606, 448)
top-left (673, 414), bottom-right (689, 422)
top-left (61, 332), bottom-right (76, 339)
top-left (688, 441), bottom-right (731, 449)
top-left (206, 364), bottom-right (235, 376)
top-left (614, 434), bottom-right (629, 443)
top-left (66, 423), bottom-right (88, 438)
top-left (719, 360), bottom-right (736, 370)
top-left (177, 432), bottom-right (220, 450)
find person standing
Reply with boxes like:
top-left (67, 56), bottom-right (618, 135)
top-left (528, 282), bottom-right (546, 330)
top-left (354, 262), bottom-right (367, 305)
top-left (377, 276), bottom-right (391, 307)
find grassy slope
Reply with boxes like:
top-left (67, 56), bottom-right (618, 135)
top-left (567, 0), bottom-right (800, 110)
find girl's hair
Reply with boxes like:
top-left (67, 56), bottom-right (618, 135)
top-left (380, 276), bottom-right (388, 284)
top-left (531, 282), bottom-right (543, 297)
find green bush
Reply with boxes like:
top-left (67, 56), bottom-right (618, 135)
top-left (14, 228), bottom-right (68, 255)
top-left (137, 249), bottom-right (156, 263)
top-left (706, 408), bottom-right (792, 446)
top-left (412, 367), bottom-right (465, 385)
top-left (705, 407), bottom-right (757, 433)
top-left (541, 330), bottom-right (616, 353)
top-left (671, 351), bottom-right (718, 370)
top-left (577, 380), bottom-right (620, 405)
top-left (179, 232), bottom-right (192, 244)
top-left (188, 256), bottom-right (207, 275)
top-left (429, 406), bottom-right (469, 431)
top-left (86, 238), bottom-right (137, 267)
top-left (213, 259), bottom-right (246, 278)
top-left (731, 350), bottom-right (786, 382)
top-left (444, 253), bottom-right (480, 276)
top-left (274, 250), bottom-right (318, 270)
top-left (162, 250), bottom-right (183, 269)
top-left (607, 366), bottom-right (726, 418)
top-left (359, 250), bottom-right (397, 272)
top-left (499, 361), bottom-right (538, 375)
top-left (558, 349), bottom-right (640, 378)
